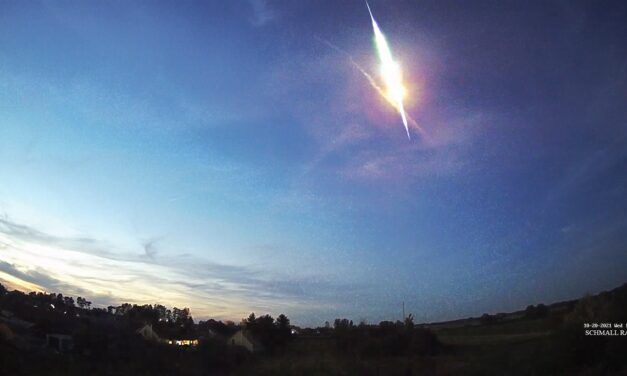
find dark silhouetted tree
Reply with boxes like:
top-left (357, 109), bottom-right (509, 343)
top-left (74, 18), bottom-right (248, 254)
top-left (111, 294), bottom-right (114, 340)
top-left (275, 314), bottom-right (292, 346)
top-left (154, 304), bottom-right (167, 322)
top-left (77, 297), bottom-right (86, 309)
top-left (525, 304), bottom-right (549, 319)
top-left (276, 314), bottom-right (290, 332)
top-left (404, 313), bottom-right (415, 331)
top-left (334, 318), bottom-right (352, 331)
top-left (63, 296), bottom-right (74, 308)
top-left (480, 313), bottom-right (495, 324)
top-left (244, 312), bottom-right (256, 325)
top-left (171, 307), bottom-right (193, 330)
top-left (116, 303), bottom-right (132, 316)
top-left (76, 296), bottom-right (92, 310)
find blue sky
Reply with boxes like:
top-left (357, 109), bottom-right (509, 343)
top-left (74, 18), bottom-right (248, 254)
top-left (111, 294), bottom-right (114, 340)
top-left (0, 0), bottom-right (626, 326)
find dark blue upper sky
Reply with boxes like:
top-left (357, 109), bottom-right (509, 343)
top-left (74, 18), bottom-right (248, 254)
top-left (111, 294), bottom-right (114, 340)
top-left (0, 0), bottom-right (625, 325)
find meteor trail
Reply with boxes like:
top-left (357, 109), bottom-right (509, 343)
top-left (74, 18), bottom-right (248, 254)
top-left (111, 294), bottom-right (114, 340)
top-left (314, 36), bottom-right (429, 140)
top-left (366, 1), bottom-right (411, 139)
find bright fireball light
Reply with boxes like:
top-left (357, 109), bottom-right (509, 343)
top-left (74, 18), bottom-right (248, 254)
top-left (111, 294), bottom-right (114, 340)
top-left (367, 2), bottom-right (410, 139)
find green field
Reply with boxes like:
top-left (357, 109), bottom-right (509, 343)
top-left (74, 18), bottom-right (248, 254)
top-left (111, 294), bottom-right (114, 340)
top-left (235, 314), bottom-right (623, 375)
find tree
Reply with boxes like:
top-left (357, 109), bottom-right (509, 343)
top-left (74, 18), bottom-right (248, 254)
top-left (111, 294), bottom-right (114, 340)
top-left (536, 303), bottom-right (548, 317)
top-left (256, 314), bottom-right (274, 329)
top-left (76, 297), bottom-right (92, 310)
top-left (334, 318), bottom-right (352, 331)
top-left (404, 313), bottom-right (415, 331)
top-left (126, 304), bottom-right (159, 323)
top-left (63, 296), bottom-right (75, 308)
top-left (154, 304), bottom-right (167, 321)
top-left (245, 312), bottom-right (256, 325)
top-left (525, 304), bottom-right (549, 319)
top-left (274, 314), bottom-right (292, 347)
top-left (172, 307), bottom-right (191, 325)
top-left (480, 313), bottom-right (496, 324)
top-left (116, 303), bottom-right (132, 315)
top-left (0, 283), bottom-right (6, 297)
top-left (276, 314), bottom-right (290, 332)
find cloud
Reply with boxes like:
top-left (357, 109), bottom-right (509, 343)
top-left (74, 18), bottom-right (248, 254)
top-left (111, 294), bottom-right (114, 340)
top-left (545, 137), bottom-right (627, 203)
top-left (248, 0), bottom-right (277, 26)
top-left (260, 38), bottom-right (487, 189)
top-left (0, 260), bottom-right (118, 306)
top-left (0, 260), bottom-right (58, 291)
top-left (142, 238), bottom-right (160, 260)
top-left (0, 215), bottom-right (358, 322)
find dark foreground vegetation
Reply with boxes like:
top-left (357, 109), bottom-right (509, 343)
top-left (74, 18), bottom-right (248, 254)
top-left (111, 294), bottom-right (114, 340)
top-left (1, 281), bottom-right (626, 375)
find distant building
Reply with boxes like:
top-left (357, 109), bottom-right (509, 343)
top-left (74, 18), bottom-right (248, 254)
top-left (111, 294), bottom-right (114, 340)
top-left (205, 328), bottom-right (220, 339)
top-left (0, 323), bottom-right (15, 342)
top-left (46, 334), bottom-right (74, 353)
top-left (136, 324), bottom-right (162, 342)
top-left (136, 324), bottom-right (198, 346)
top-left (0, 310), bottom-right (35, 330)
top-left (165, 338), bottom-right (199, 346)
top-left (0, 310), bottom-right (41, 350)
top-left (227, 329), bottom-right (263, 353)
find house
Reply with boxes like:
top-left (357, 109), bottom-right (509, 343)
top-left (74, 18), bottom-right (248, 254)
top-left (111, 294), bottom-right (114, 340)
top-left (46, 334), bottom-right (74, 353)
top-left (136, 324), bottom-right (198, 346)
top-left (136, 324), bottom-right (162, 342)
top-left (206, 328), bottom-right (220, 339)
top-left (198, 327), bottom-right (226, 343)
top-left (0, 323), bottom-right (15, 341)
top-left (0, 310), bottom-right (42, 350)
top-left (0, 310), bottom-right (35, 331)
top-left (227, 329), bottom-right (263, 353)
top-left (165, 338), bottom-right (199, 346)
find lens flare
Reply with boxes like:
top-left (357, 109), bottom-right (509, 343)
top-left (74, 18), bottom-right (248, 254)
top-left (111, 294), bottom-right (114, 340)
top-left (366, 2), bottom-right (410, 139)
top-left (314, 36), bottom-right (428, 140)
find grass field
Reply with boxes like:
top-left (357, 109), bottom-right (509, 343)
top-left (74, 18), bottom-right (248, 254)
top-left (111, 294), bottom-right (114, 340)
top-left (233, 315), bottom-right (609, 375)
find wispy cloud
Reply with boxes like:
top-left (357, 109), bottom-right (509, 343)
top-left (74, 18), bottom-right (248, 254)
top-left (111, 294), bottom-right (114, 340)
top-left (545, 137), bottom-right (627, 203)
top-left (0, 216), bottom-right (356, 322)
top-left (261, 39), bottom-right (487, 189)
top-left (0, 260), bottom-right (118, 306)
top-left (142, 238), bottom-right (160, 260)
top-left (248, 0), bottom-right (277, 27)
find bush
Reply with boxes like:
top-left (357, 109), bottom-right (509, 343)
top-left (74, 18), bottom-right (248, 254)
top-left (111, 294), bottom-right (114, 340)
top-left (553, 287), bottom-right (627, 371)
top-left (411, 328), bottom-right (439, 356)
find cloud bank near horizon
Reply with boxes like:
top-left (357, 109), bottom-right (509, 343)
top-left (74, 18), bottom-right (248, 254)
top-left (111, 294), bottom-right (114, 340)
top-left (0, 216), bottom-right (361, 323)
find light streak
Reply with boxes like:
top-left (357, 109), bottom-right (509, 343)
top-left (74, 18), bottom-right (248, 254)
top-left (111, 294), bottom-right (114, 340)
top-left (366, 1), bottom-right (410, 139)
top-left (314, 36), bottom-right (428, 140)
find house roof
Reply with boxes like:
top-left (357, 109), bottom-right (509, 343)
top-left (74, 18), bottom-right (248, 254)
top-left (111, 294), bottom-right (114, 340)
top-left (136, 323), bottom-right (198, 340)
top-left (0, 323), bottom-right (15, 341)
top-left (46, 334), bottom-right (73, 339)
top-left (0, 314), bottom-right (35, 331)
top-left (233, 329), bottom-right (263, 348)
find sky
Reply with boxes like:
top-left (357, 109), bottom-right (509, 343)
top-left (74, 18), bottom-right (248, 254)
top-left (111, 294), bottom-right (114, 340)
top-left (0, 0), bottom-right (626, 326)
